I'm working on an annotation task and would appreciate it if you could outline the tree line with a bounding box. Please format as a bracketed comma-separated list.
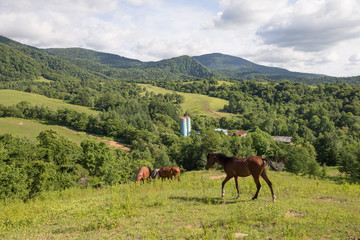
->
[153, 79, 360, 178]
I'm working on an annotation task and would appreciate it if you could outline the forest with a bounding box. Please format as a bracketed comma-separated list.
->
[1, 36, 360, 202]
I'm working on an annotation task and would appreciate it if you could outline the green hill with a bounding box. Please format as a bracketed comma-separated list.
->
[0, 89, 98, 115]
[45, 47, 142, 69]
[0, 35, 110, 83]
[193, 53, 324, 81]
[2, 35, 360, 84]
[0, 117, 95, 145]
[144, 55, 214, 79]
[139, 84, 231, 118]
[1, 170, 359, 239]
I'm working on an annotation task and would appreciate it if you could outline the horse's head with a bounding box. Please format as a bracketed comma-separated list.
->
[205, 153, 218, 170]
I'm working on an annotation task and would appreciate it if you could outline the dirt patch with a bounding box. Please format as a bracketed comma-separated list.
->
[210, 175, 226, 180]
[100, 139, 130, 151]
[285, 210, 304, 218]
[18, 122, 24, 126]
[234, 232, 248, 238]
[316, 196, 336, 202]
[204, 103, 222, 119]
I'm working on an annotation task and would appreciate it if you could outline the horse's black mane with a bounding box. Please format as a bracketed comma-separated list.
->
[212, 153, 234, 162]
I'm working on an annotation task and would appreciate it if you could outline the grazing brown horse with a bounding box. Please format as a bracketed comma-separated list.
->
[205, 153, 283, 202]
[171, 166, 181, 181]
[159, 167, 181, 181]
[135, 166, 152, 184]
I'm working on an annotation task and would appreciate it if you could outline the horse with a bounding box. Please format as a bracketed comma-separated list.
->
[151, 168, 160, 179]
[159, 167, 181, 181]
[205, 153, 284, 202]
[171, 166, 181, 181]
[135, 166, 152, 184]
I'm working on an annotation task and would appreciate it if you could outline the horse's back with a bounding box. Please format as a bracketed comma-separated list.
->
[228, 156, 263, 177]
[160, 167, 172, 179]
[137, 166, 151, 180]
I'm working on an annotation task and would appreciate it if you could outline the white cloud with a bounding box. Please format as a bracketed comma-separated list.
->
[256, 0, 360, 52]
[213, 0, 288, 28]
[0, 0, 359, 76]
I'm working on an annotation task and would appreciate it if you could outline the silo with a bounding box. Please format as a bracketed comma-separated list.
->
[180, 117, 187, 136]
[185, 116, 191, 136]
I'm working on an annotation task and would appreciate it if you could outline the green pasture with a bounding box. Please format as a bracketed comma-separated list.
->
[0, 89, 98, 115]
[0, 117, 99, 145]
[1, 170, 359, 239]
[139, 84, 233, 118]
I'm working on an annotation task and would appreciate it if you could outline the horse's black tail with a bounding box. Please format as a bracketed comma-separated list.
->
[263, 158, 285, 172]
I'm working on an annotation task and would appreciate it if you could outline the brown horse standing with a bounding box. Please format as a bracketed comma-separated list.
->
[159, 167, 181, 181]
[135, 166, 152, 184]
[205, 153, 283, 202]
[171, 166, 181, 181]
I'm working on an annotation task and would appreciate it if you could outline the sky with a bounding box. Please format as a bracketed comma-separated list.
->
[1, 0, 360, 77]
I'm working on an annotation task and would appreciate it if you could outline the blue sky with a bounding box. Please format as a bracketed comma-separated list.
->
[1, 0, 360, 77]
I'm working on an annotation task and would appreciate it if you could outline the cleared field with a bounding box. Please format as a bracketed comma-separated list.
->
[0, 89, 98, 115]
[139, 84, 233, 118]
[1, 170, 359, 239]
[0, 117, 129, 151]
[0, 117, 98, 145]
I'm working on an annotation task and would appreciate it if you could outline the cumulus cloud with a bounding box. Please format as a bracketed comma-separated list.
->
[256, 0, 360, 52]
[213, 0, 288, 28]
[0, 0, 359, 76]
[348, 54, 360, 65]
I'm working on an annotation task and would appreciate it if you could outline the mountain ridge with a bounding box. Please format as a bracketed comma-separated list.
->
[1, 35, 360, 84]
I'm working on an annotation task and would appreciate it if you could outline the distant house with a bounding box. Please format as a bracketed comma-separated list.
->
[214, 128, 228, 135]
[233, 131, 247, 137]
[273, 136, 292, 144]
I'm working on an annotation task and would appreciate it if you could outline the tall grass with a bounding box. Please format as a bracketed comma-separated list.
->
[1, 170, 359, 239]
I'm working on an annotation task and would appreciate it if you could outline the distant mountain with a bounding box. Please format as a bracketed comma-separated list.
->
[45, 48, 214, 79]
[45, 48, 142, 69]
[144, 55, 214, 79]
[194, 53, 324, 81]
[0, 35, 109, 84]
[1, 35, 360, 85]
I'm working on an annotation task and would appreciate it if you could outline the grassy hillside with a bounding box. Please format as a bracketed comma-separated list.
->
[1, 170, 359, 239]
[0, 117, 95, 145]
[0, 89, 98, 115]
[139, 84, 232, 118]
[0, 117, 130, 150]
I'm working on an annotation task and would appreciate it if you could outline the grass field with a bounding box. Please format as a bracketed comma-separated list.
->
[139, 84, 233, 118]
[0, 117, 97, 145]
[0, 89, 98, 115]
[0, 117, 130, 150]
[1, 170, 359, 239]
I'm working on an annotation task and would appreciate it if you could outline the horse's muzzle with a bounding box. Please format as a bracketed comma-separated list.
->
[205, 166, 209, 170]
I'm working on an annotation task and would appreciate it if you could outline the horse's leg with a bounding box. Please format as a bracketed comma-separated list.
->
[261, 171, 276, 202]
[221, 175, 232, 197]
[251, 174, 261, 200]
[234, 176, 240, 199]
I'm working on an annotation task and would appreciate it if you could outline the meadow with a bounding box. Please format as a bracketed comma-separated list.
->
[0, 117, 100, 145]
[1, 169, 359, 239]
[139, 84, 232, 118]
[0, 89, 98, 115]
